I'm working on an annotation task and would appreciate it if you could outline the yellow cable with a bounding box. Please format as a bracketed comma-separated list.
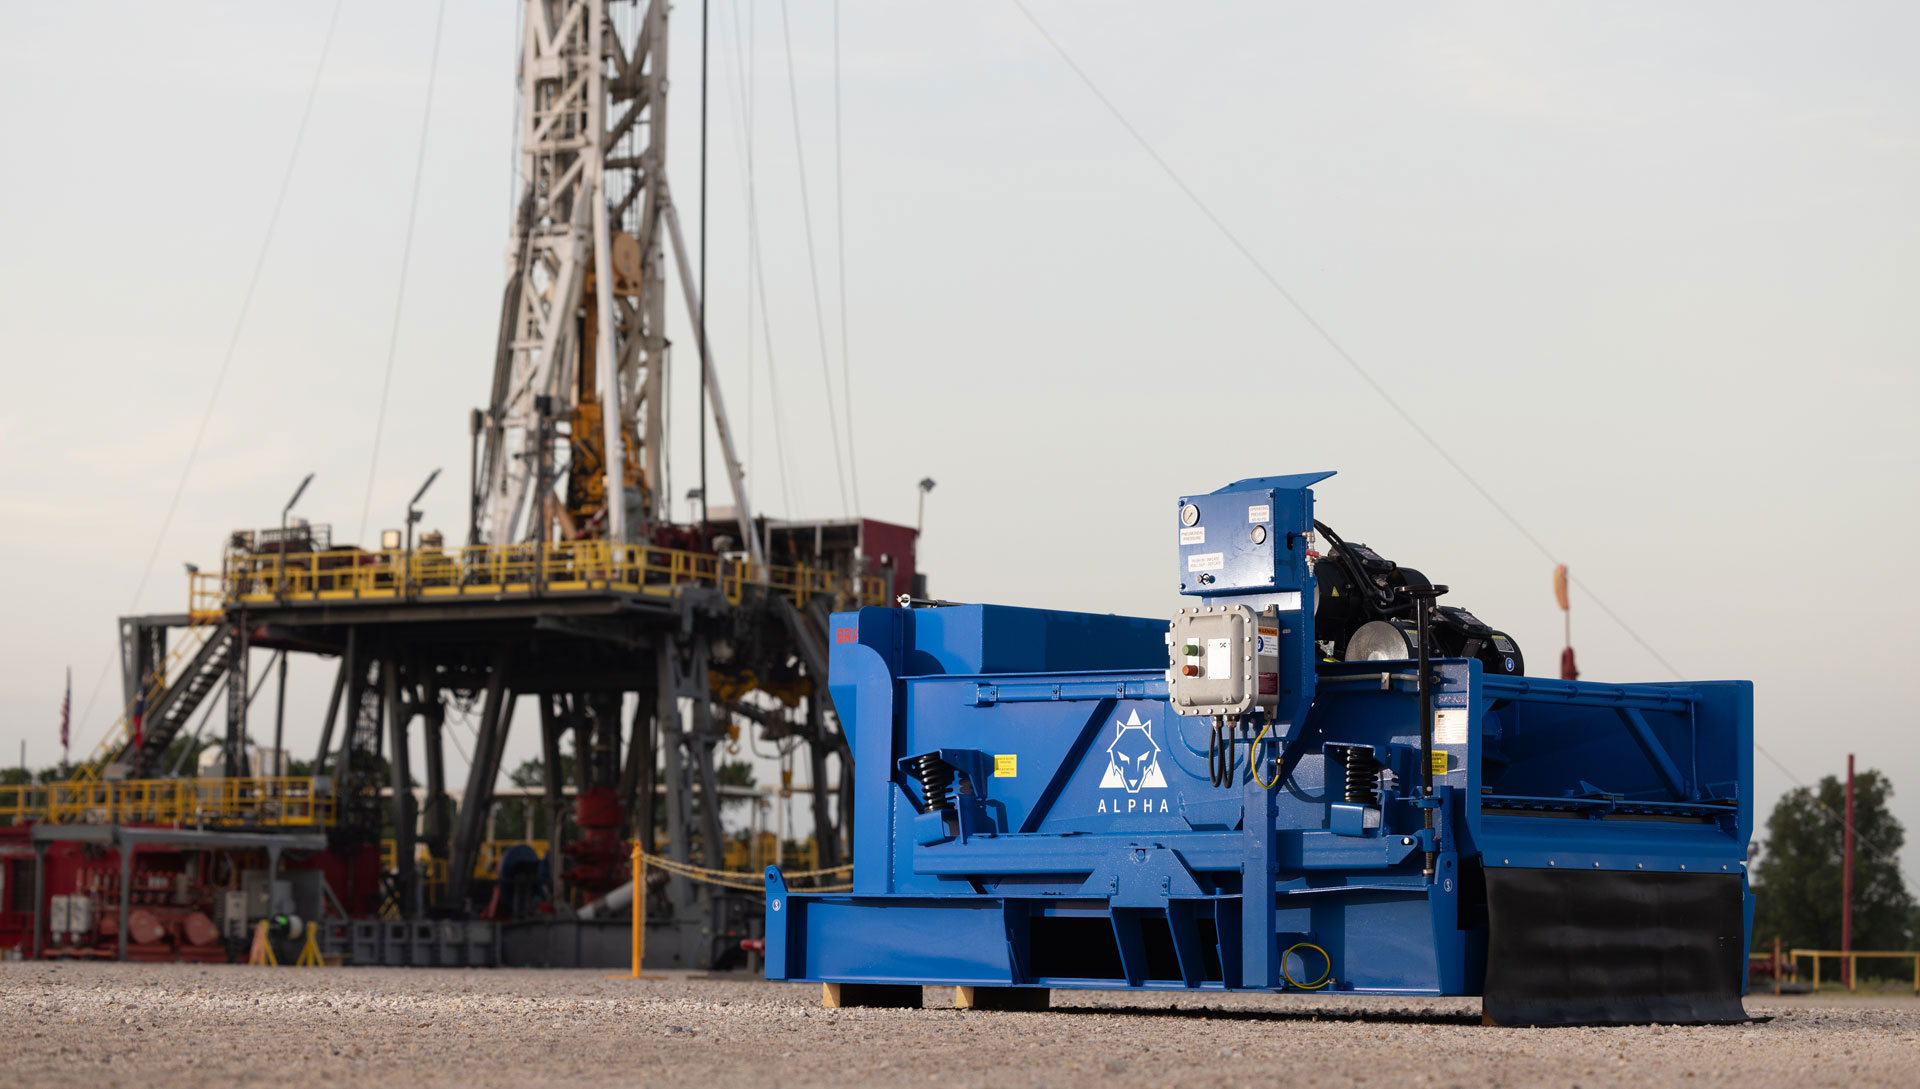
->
[1249, 722, 1279, 789]
[1281, 942, 1333, 990]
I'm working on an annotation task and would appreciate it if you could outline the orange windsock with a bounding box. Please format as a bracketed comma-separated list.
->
[1553, 565, 1570, 612]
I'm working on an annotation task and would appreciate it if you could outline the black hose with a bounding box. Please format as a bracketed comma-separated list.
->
[1208, 718, 1236, 788]
[1313, 519, 1401, 612]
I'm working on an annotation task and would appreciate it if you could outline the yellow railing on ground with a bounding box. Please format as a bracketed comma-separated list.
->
[221, 539, 887, 610]
[0, 776, 335, 828]
[1791, 949, 1920, 994]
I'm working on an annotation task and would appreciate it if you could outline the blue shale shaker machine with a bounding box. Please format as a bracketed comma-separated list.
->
[764, 473, 1753, 1026]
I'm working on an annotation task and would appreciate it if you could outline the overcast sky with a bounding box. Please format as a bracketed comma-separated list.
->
[1, 3, 1914, 875]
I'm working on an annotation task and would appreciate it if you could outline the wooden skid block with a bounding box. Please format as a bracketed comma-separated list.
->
[821, 982, 925, 1009]
[954, 986, 1051, 1012]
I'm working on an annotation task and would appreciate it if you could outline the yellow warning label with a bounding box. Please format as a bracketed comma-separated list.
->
[994, 754, 1018, 778]
[1430, 750, 1450, 776]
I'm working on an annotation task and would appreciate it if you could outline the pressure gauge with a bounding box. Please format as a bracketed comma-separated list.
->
[1180, 503, 1200, 527]
[1251, 525, 1267, 544]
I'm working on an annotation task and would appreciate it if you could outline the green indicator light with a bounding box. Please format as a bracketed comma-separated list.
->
[1182, 645, 1201, 656]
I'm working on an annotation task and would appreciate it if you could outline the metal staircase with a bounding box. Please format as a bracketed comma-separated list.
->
[116, 626, 235, 778]
[769, 594, 834, 689]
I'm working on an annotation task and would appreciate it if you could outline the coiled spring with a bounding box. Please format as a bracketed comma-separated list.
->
[1331, 745, 1383, 805]
[908, 753, 956, 813]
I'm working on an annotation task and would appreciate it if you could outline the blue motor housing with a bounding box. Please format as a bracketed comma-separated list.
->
[764, 474, 1753, 1025]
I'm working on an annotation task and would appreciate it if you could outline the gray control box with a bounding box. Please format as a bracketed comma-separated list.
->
[1166, 604, 1280, 717]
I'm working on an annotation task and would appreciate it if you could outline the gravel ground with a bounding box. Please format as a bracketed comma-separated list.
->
[3, 963, 1916, 1088]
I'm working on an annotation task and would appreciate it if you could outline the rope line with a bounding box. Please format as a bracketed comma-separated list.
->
[358, 0, 451, 543]
[831, 0, 861, 512]
[718, 0, 797, 517]
[638, 849, 850, 894]
[1009, 0, 1915, 891]
[71, 2, 344, 749]
[1007, 0, 1683, 684]
[777, 0, 852, 517]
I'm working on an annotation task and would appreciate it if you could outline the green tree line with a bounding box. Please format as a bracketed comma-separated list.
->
[1752, 767, 1919, 977]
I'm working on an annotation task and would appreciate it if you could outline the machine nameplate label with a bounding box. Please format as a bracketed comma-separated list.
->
[993, 754, 1017, 778]
[1180, 527, 1205, 545]
[1187, 552, 1224, 572]
[1206, 638, 1232, 678]
[1433, 708, 1468, 745]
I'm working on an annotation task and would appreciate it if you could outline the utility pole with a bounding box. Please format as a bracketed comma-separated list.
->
[1842, 752, 1855, 989]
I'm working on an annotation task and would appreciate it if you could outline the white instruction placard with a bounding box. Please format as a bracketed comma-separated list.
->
[1179, 527, 1205, 545]
[1206, 638, 1233, 679]
[1247, 504, 1271, 523]
[1186, 552, 1224, 572]
[1433, 707, 1469, 746]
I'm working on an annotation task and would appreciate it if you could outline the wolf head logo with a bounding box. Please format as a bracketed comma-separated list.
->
[1100, 709, 1166, 793]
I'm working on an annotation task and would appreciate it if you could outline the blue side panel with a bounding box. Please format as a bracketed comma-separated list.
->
[786, 898, 1015, 986]
[889, 604, 1168, 677]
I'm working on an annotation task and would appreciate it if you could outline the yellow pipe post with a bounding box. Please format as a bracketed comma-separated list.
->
[607, 842, 660, 980]
[630, 843, 644, 978]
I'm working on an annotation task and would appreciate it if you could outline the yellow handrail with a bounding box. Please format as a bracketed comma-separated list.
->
[1790, 948, 1920, 994]
[0, 776, 335, 828]
[219, 539, 888, 610]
